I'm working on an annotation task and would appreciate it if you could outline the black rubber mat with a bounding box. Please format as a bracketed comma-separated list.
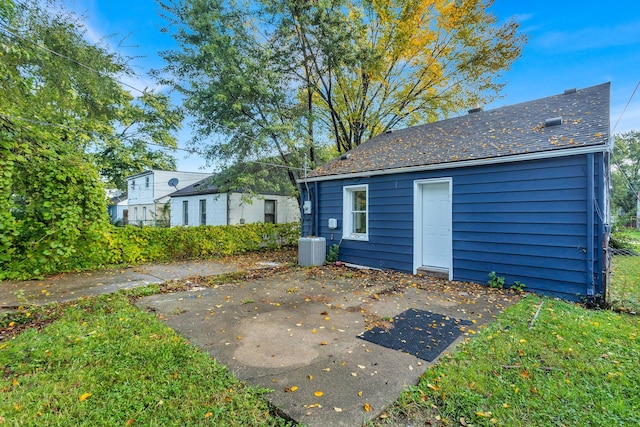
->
[358, 309, 472, 362]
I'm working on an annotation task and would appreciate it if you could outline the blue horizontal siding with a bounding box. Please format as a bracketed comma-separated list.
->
[304, 154, 606, 300]
[456, 190, 585, 203]
[455, 222, 585, 236]
[456, 211, 587, 224]
[454, 240, 586, 261]
[454, 200, 585, 213]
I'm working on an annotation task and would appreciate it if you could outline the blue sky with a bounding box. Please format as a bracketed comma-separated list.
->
[63, 0, 640, 172]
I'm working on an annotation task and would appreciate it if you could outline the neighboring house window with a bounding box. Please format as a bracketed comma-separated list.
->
[183, 200, 189, 226]
[343, 184, 368, 240]
[142, 207, 147, 224]
[134, 207, 138, 224]
[131, 180, 135, 190]
[145, 176, 150, 188]
[199, 199, 206, 225]
[264, 200, 276, 224]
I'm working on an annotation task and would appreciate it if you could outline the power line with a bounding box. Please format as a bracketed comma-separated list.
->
[0, 112, 304, 171]
[0, 112, 197, 154]
[612, 80, 640, 133]
[0, 14, 306, 173]
[0, 21, 153, 97]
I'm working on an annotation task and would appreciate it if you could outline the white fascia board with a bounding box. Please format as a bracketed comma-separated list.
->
[299, 144, 608, 183]
[126, 170, 153, 181]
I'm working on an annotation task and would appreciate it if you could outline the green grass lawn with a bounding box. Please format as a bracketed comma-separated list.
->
[609, 227, 640, 312]
[2, 278, 638, 426]
[613, 227, 640, 244]
[374, 295, 640, 426]
[0, 288, 292, 426]
[609, 255, 640, 313]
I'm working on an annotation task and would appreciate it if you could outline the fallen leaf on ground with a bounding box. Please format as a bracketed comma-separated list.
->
[79, 393, 92, 402]
[314, 390, 323, 397]
[364, 403, 372, 412]
[284, 386, 298, 392]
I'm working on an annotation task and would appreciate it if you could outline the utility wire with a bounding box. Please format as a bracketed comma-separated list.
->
[0, 14, 309, 174]
[0, 22, 154, 97]
[0, 112, 304, 171]
[612, 80, 639, 133]
[0, 112, 196, 154]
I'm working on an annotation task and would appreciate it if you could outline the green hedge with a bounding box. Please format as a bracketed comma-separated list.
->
[1, 222, 300, 280]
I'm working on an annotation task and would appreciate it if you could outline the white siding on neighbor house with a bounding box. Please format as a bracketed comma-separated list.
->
[129, 203, 155, 225]
[227, 194, 299, 225]
[127, 171, 211, 205]
[170, 193, 228, 227]
[126, 170, 212, 225]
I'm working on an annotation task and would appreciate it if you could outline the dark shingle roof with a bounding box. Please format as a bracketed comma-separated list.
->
[168, 177, 220, 197]
[308, 83, 610, 179]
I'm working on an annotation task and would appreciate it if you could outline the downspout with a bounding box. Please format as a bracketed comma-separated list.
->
[586, 153, 595, 296]
[226, 193, 230, 225]
[314, 182, 319, 237]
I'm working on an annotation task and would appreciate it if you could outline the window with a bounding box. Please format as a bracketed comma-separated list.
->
[142, 207, 147, 224]
[199, 199, 206, 225]
[145, 176, 150, 188]
[264, 200, 276, 224]
[343, 184, 368, 240]
[131, 180, 135, 190]
[183, 200, 189, 226]
[134, 207, 138, 224]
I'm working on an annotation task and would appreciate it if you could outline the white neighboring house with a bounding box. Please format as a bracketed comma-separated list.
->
[126, 170, 212, 226]
[169, 177, 300, 227]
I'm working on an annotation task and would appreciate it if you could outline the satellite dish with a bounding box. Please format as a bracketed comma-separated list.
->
[168, 178, 179, 189]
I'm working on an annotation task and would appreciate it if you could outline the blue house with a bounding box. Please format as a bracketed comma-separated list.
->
[300, 83, 611, 300]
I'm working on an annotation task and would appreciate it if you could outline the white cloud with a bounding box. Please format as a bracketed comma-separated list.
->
[535, 21, 640, 52]
[512, 13, 533, 23]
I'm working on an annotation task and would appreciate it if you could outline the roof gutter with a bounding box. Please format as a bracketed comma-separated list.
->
[299, 143, 609, 183]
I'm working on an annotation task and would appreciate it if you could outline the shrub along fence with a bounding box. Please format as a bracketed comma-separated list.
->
[2, 222, 300, 281]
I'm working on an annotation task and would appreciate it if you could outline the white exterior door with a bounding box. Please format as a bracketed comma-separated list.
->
[414, 179, 452, 277]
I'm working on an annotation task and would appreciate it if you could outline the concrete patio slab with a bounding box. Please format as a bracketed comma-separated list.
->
[137, 266, 519, 426]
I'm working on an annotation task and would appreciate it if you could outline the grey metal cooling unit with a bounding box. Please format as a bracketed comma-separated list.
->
[298, 237, 326, 266]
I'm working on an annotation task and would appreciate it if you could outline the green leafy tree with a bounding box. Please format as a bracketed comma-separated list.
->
[2, 0, 182, 191]
[0, 0, 182, 278]
[158, 0, 525, 190]
[611, 131, 640, 223]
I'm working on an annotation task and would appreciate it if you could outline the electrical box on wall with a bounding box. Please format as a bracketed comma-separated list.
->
[303, 200, 312, 214]
[328, 218, 338, 229]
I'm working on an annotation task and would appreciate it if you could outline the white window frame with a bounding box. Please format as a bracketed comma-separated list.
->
[342, 184, 369, 241]
[145, 176, 150, 188]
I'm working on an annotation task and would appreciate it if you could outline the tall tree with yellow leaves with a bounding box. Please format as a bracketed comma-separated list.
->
[159, 0, 525, 184]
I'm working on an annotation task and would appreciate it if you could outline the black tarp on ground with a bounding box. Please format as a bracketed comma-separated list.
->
[358, 309, 472, 362]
